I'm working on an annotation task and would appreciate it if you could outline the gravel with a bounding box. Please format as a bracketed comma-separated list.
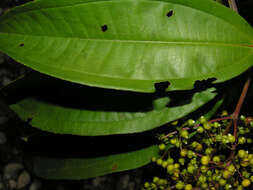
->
[0, 132, 6, 145]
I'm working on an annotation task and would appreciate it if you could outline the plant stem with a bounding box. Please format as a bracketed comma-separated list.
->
[228, 0, 239, 13]
[232, 77, 251, 120]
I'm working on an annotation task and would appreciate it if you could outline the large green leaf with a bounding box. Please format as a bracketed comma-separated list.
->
[0, 0, 252, 92]
[10, 88, 216, 136]
[33, 145, 159, 179]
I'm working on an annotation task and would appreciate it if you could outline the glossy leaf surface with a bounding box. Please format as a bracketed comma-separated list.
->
[0, 0, 252, 92]
[10, 88, 216, 136]
[33, 145, 159, 179]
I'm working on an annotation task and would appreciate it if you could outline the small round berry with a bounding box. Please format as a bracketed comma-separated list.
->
[162, 161, 168, 168]
[228, 134, 236, 143]
[197, 127, 204, 133]
[228, 164, 236, 173]
[180, 130, 189, 139]
[144, 182, 150, 188]
[203, 123, 211, 130]
[187, 119, 195, 126]
[167, 164, 174, 173]
[240, 115, 246, 121]
[199, 175, 207, 183]
[176, 181, 185, 189]
[180, 149, 188, 157]
[153, 176, 159, 183]
[184, 184, 192, 190]
[179, 158, 185, 165]
[223, 170, 231, 179]
[187, 150, 195, 159]
[174, 163, 180, 169]
[195, 143, 203, 152]
[159, 144, 166, 151]
[187, 165, 195, 174]
[213, 122, 220, 128]
[213, 156, 220, 163]
[221, 110, 228, 116]
[167, 158, 174, 164]
[219, 179, 226, 186]
[151, 157, 157, 162]
[170, 138, 177, 145]
[205, 148, 213, 155]
[225, 184, 232, 190]
[242, 179, 251, 187]
[238, 150, 247, 158]
[156, 158, 163, 165]
[238, 137, 246, 144]
[247, 138, 252, 144]
[199, 116, 206, 124]
[201, 156, 210, 165]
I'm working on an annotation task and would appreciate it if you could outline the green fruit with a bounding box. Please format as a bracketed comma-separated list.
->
[201, 156, 210, 165]
[162, 161, 168, 168]
[187, 119, 195, 126]
[167, 158, 174, 164]
[238, 150, 247, 158]
[153, 176, 159, 183]
[144, 182, 150, 188]
[195, 143, 203, 152]
[228, 164, 236, 173]
[184, 184, 192, 190]
[242, 179, 251, 187]
[187, 150, 195, 159]
[223, 170, 231, 179]
[170, 138, 177, 145]
[159, 144, 166, 151]
[187, 165, 195, 174]
[197, 127, 204, 133]
[167, 164, 174, 173]
[213, 156, 221, 163]
[228, 134, 236, 143]
[203, 123, 211, 130]
[225, 184, 232, 190]
[180, 149, 188, 157]
[176, 181, 185, 189]
[180, 130, 189, 139]
[219, 179, 226, 186]
[156, 158, 163, 165]
[238, 137, 246, 144]
[199, 175, 206, 183]
[179, 158, 185, 165]
[205, 148, 213, 155]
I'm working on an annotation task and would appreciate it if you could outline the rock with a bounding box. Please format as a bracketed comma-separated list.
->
[0, 182, 4, 190]
[17, 170, 31, 189]
[4, 163, 24, 180]
[0, 116, 8, 125]
[8, 179, 17, 190]
[0, 132, 7, 145]
[29, 179, 42, 190]
[0, 52, 4, 64]
[2, 77, 12, 86]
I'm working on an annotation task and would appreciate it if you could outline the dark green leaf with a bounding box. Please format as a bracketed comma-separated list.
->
[0, 0, 252, 92]
[10, 88, 216, 136]
[33, 145, 159, 180]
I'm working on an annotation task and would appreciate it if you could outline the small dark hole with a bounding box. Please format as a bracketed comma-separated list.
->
[166, 10, 174, 18]
[27, 117, 33, 123]
[154, 81, 170, 94]
[19, 43, 24, 47]
[194, 77, 217, 90]
[101, 25, 108, 32]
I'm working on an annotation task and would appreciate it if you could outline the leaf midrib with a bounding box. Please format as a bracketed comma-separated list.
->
[1, 33, 252, 49]
[1, 0, 252, 42]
